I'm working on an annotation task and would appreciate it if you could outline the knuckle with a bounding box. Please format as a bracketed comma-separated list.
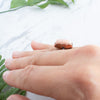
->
[23, 65, 34, 78]
[74, 66, 96, 98]
[31, 53, 41, 65]
[78, 45, 99, 57]
[76, 67, 92, 84]
[20, 65, 34, 88]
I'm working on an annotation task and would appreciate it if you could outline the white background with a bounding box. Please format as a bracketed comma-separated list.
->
[0, 0, 100, 100]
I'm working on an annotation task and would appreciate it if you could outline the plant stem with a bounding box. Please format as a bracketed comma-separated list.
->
[0, 6, 25, 14]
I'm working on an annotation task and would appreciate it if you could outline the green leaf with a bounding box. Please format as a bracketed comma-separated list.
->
[49, 0, 69, 7]
[10, 0, 27, 8]
[0, 59, 5, 66]
[48, 0, 61, 5]
[0, 0, 74, 14]
[38, 1, 49, 9]
[72, 0, 75, 3]
[0, 55, 2, 60]
[27, 0, 45, 6]
[0, 55, 26, 100]
[0, 88, 21, 100]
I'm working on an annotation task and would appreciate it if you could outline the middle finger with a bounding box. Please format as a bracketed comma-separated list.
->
[5, 49, 75, 70]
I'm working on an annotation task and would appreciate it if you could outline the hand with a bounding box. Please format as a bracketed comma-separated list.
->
[5, 40, 68, 100]
[3, 41, 100, 100]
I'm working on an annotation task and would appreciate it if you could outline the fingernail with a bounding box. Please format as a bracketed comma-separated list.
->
[7, 95, 15, 100]
[31, 41, 43, 49]
[3, 71, 10, 81]
[13, 51, 21, 58]
[5, 59, 12, 68]
[32, 41, 42, 46]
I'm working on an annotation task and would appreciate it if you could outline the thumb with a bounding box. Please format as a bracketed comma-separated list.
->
[7, 94, 29, 100]
[3, 65, 64, 98]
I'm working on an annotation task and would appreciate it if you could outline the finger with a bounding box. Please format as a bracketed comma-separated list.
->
[7, 94, 29, 100]
[12, 49, 56, 59]
[12, 40, 73, 59]
[12, 51, 34, 59]
[31, 40, 73, 50]
[5, 49, 74, 70]
[31, 41, 55, 50]
[12, 41, 56, 59]
[3, 65, 65, 98]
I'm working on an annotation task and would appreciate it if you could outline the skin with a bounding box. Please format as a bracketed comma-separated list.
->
[3, 40, 100, 100]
